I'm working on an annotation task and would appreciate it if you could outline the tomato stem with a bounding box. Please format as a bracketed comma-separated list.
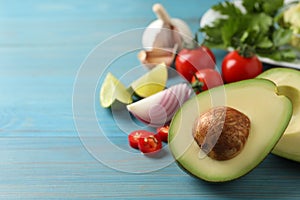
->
[194, 33, 199, 44]
[191, 74, 204, 94]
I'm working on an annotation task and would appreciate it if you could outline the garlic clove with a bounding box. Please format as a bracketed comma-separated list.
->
[138, 44, 178, 69]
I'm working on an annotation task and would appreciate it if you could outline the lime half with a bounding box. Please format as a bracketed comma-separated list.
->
[131, 63, 168, 98]
[100, 73, 133, 108]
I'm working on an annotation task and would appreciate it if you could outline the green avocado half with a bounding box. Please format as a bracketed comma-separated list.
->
[257, 67, 300, 162]
[169, 79, 292, 182]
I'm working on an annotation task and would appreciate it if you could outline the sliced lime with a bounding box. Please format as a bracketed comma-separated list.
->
[100, 72, 133, 108]
[131, 63, 168, 98]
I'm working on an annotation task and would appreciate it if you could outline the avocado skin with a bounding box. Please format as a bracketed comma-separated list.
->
[173, 154, 267, 183]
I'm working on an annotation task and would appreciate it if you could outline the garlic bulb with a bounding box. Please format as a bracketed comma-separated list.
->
[139, 3, 194, 68]
[142, 3, 194, 51]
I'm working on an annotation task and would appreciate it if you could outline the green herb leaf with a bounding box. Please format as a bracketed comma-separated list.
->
[242, 0, 257, 13]
[212, 1, 242, 18]
[248, 13, 273, 34]
[221, 19, 241, 47]
[242, 0, 284, 16]
[200, 20, 225, 48]
[200, 0, 296, 62]
[256, 36, 273, 48]
[280, 49, 297, 61]
[262, 0, 284, 16]
[258, 49, 296, 61]
[273, 28, 293, 47]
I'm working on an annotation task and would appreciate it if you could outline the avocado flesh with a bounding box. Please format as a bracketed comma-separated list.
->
[257, 68, 300, 162]
[169, 79, 292, 182]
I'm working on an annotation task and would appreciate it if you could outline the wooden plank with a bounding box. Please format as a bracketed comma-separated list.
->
[0, 0, 299, 199]
[0, 137, 298, 199]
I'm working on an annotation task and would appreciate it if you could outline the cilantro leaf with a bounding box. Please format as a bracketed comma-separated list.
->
[280, 49, 297, 61]
[248, 13, 273, 34]
[262, 0, 284, 16]
[258, 49, 296, 61]
[212, 1, 242, 18]
[221, 19, 241, 47]
[273, 28, 293, 47]
[242, 0, 261, 13]
[200, 0, 296, 62]
[243, 0, 284, 16]
[256, 36, 273, 48]
[200, 20, 225, 48]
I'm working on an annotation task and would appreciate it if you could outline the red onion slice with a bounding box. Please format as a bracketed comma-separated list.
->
[127, 83, 193, 127]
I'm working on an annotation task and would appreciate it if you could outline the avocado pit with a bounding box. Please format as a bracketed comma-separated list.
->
[192, 106, 251, 161]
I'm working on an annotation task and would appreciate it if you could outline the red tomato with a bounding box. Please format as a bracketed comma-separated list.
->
[191, 69, 223, 93]
[156, 125, 169, 143]
[222, 51, 263, 83]
[128, 130, 153, 149]
[175, 46, 216, 82]
[138, 134, 162, 154]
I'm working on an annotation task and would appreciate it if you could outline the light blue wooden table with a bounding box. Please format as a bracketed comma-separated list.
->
[1, 0, 299, 199]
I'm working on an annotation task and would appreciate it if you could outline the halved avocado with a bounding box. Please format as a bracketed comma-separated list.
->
[257, 67, 300, 162]
[169, 79, 292, 182]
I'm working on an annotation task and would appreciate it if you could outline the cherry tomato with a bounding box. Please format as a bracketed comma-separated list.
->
[222, 51, 263, 83]
[191, 69, 223, 93]
[128, 130, 153, 149]
[175, 46, 216, 82]
[138, 134, 162, 154]
[156, 125, 169, 143]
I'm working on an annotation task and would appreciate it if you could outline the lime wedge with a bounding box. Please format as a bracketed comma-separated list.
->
[131, 63, 168, 98]
[100, 73, 133, 108]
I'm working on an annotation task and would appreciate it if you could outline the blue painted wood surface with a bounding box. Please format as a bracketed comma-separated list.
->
[1, 0, 300, 199]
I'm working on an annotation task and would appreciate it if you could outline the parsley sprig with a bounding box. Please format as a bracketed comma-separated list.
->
[200, 0, 296, 61]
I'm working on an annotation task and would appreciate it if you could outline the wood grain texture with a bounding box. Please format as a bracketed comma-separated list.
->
[0, 0, 299, 199]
